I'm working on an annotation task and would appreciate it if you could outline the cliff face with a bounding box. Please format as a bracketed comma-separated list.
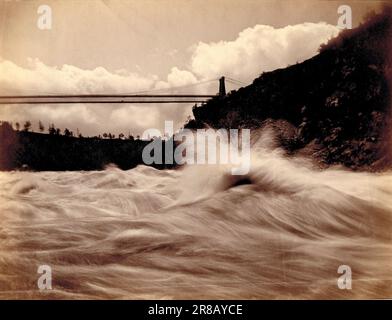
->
[187, 8, 392, 170]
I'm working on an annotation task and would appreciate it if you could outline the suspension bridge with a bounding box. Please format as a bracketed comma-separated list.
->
[0, 76, 247, 104]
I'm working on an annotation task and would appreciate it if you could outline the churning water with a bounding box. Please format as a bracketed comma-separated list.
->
[0, 131, 392, 299]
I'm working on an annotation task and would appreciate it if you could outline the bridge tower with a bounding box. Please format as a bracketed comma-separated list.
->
[219, 76, 226, 97]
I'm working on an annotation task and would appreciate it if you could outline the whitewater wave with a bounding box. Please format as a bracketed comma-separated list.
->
[0, 131, 391, 299]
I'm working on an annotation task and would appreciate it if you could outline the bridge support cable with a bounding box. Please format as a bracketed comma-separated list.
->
[0, 77, 247, 104]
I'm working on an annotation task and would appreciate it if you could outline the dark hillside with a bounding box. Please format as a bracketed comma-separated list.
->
[0, 124, 171, 171]
[187, 7, 392, 170]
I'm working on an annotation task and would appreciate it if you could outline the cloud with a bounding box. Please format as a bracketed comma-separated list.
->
[110, 106, 160, 129]
[0, 58, 157, 95]
[190, 22, 339, 81]
[0, 58, 194, 136]
[155, 67, 198, 90]
[167, 67, 198, 87]
[0, 22, 340, 135]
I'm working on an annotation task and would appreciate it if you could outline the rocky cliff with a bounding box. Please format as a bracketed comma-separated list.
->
[187, 7, 392, 170]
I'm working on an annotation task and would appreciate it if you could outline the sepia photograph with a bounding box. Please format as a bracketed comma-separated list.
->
[0, 0, 391, 306]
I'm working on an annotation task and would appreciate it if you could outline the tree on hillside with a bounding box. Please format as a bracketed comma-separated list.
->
[48, 124, 56, 135]
[63, 128, 73, 137]
[119, 133, 125, 139]
[15, 122, 20, 131]
[38, 121, 45, 132]
[49, 125, 61, 135]
[0, 121, 13, 133]
[23, 121, 32, 132]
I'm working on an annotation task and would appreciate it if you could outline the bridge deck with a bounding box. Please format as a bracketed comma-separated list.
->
[0, 94, 216, 104]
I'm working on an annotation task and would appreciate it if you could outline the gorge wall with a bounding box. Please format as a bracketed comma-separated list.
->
[187, 8, 392, 170]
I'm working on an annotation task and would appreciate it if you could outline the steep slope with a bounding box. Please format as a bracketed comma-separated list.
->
[187, 8, 392, 170]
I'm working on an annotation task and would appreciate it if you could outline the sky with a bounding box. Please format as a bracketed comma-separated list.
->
[0, 0, 387, 136]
